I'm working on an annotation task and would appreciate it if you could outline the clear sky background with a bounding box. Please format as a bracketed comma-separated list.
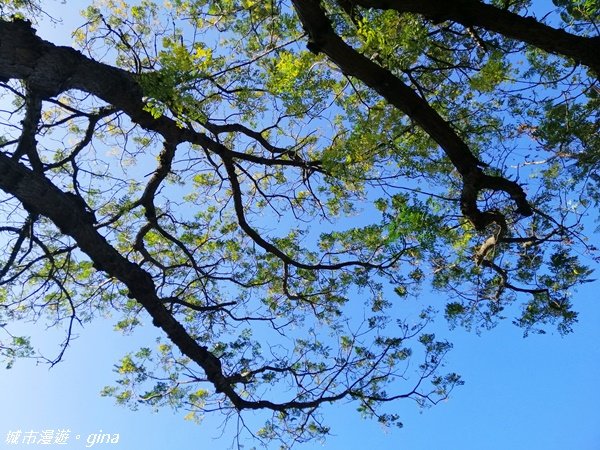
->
[1, 1, 600, 449]
[2, 282, 599, 450]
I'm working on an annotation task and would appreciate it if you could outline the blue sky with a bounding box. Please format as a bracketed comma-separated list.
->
[2, 285, 599, 450]
[1, 1, 600, 449]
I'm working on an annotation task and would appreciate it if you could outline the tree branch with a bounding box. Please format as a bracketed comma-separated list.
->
[350, 0, 600, 76]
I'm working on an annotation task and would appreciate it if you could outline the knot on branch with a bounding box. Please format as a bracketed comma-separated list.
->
[461, 170, 532, 229]
[460, 169, 532, 266]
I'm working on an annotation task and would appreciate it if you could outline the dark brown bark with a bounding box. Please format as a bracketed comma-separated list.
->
[351, 0, 600, 76]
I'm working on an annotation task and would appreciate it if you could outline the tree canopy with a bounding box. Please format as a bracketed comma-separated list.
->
[0, 0, 598, 446]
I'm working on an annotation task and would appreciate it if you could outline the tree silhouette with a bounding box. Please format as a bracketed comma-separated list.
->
[0, 0, 597, 445]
